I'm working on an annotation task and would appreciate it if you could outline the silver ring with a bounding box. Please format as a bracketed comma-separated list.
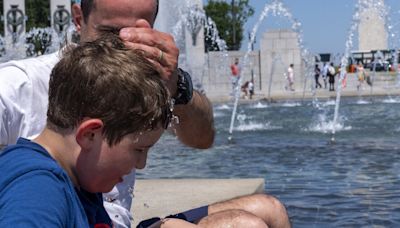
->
[158, 49, 164, 62]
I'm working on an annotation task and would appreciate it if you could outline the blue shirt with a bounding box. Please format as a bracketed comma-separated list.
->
[0, 138, 89, 227]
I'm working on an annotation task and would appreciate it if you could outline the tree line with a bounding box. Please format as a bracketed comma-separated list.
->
[0, 0, 254, 52]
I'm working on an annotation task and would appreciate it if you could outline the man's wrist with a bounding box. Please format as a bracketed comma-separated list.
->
[173, 68, 193, 105]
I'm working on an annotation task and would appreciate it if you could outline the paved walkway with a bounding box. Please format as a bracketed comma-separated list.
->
[207, 72, 400, 103]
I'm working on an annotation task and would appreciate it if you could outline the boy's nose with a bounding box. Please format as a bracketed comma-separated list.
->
[135, 150, 148, 169]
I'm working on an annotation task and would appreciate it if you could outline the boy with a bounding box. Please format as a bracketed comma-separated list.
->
[0, 36, 170, 227]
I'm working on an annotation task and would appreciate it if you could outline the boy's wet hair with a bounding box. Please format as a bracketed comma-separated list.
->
[47, 34, 170, 145]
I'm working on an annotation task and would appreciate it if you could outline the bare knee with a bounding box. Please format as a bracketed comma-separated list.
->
[251, 193, 288, 214]
[198, 209, 268, 228]
[249, 194, 290, 228]
[209, 193, 290, 228]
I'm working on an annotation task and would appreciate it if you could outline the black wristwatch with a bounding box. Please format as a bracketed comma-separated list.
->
[173, 68, 193, 105]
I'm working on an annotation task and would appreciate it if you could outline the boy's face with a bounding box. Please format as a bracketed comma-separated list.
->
[76, 127, 164, 193]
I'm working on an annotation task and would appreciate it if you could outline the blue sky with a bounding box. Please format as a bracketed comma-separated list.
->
[203, 0, 400, 54]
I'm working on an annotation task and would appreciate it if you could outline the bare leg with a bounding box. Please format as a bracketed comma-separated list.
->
[198, 209, 268, 228]
[148, 218, 198, 228]
[148, 211, 267, 228]
[208, 194, 291, 228]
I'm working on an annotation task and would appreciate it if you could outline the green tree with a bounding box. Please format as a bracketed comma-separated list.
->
[25, 0, 50, 32]
[204, 0, 254, 51]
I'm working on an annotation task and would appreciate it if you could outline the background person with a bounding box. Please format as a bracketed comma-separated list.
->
[314, 64, 322, 88]
[356, 63, 366, 90]
[248, 79, 255, 99]
[285, 63, 295, 91]
[230, 57, 241, 96]
[241, 81, 250, 99]
[327, 62, 336, 91]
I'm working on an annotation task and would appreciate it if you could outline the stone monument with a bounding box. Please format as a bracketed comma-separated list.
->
[50, 0, 71, 35]
[358, 0, 387, 51]
[260, 29, 302, 95]
[3, 0, 25, 40]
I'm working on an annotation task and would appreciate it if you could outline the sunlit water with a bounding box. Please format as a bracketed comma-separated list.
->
[139, 96, 400, 227]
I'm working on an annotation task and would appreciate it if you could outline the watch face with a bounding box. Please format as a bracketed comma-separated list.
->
[174, 69, 193, 105]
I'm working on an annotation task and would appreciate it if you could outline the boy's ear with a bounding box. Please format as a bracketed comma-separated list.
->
[76, 119, 104, 150]
[72, 3, 83, 32]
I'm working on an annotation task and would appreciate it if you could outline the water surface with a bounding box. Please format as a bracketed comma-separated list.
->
[138, 96, 400, 227]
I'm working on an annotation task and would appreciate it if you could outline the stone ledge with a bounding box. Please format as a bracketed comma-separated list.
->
[131, 178, 265, 226]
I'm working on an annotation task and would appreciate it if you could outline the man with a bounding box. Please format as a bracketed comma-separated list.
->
[327, 62, 336, 91]
[285, 64, 295, 91]
[0, 0, 290, 227]
[0, 36, 170, 227]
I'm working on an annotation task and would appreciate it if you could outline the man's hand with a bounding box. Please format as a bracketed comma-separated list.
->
[119, 19, 179, 96]
[118, 20, 215, 149]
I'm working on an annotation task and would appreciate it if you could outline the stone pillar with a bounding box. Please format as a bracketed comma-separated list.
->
[154, 0, 205, 86]
[3, 0, 25, 39]
[50, 0, 72, 35]
[358, 0, 387, 51]
[260, 29, 302, 95]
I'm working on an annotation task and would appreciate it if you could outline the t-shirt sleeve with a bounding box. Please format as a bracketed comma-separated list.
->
[0, 170, 71, 227]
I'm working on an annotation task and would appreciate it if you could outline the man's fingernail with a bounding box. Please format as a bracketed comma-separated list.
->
[120, 29, 130, 40]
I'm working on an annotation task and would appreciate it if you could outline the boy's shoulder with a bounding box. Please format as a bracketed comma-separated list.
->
[0, 139, 87, 227]
[0, 139, 69, 190]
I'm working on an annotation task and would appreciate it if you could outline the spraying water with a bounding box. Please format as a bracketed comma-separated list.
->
[170, 3, 229, 92]
[331, 0, 388, 142]
[228, 0, 313, 139]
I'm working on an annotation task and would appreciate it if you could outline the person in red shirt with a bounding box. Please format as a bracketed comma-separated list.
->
[230, 58, 241, 96]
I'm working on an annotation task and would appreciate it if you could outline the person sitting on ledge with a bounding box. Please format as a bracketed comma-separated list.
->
[0, 36, 172, 227]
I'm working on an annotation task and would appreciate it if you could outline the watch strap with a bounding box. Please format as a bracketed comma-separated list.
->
[173, 68, 193, 105]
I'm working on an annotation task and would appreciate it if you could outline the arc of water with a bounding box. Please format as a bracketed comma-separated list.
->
[386, 7, 400, 87]
[228, 0, 312, 137]
[267, 54, 286, 102]
[168, 3, 229, 95]
[331, 0, 388, 142]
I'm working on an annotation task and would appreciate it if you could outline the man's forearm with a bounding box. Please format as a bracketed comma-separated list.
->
[172, 90, 215, 149]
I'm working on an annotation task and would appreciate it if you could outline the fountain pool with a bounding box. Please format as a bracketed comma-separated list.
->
[139, 96, 400, 227]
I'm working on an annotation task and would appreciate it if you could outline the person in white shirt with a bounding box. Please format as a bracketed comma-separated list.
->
[285, 63, 295, 91]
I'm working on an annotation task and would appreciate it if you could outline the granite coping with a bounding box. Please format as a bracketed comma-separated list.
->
[131, 178, 265, 226]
